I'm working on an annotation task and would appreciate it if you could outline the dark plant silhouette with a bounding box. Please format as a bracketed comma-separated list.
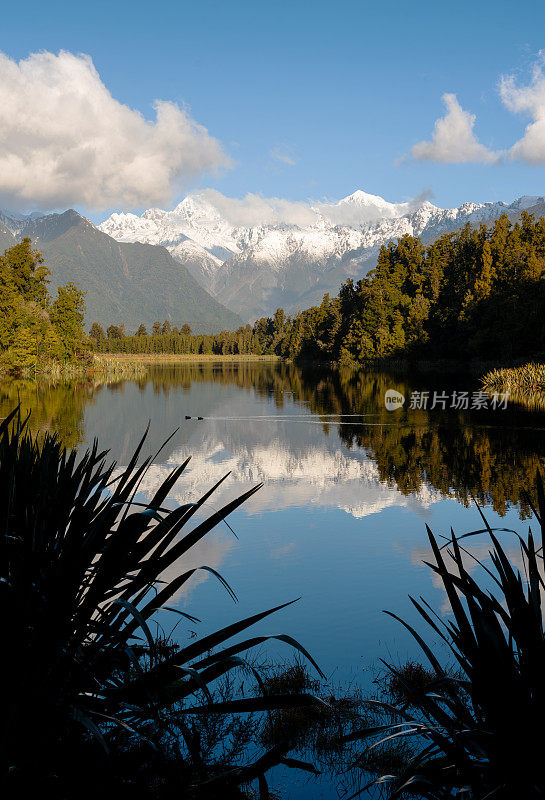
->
[1, 406, 322, 798]
[343, 473, 545, 799]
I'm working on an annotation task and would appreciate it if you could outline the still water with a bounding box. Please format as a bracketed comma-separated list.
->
[2, 360, 544, 797]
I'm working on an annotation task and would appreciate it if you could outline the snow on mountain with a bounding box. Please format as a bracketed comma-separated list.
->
[0, 209, 45, 234]
[100, 195, 248, 289]
[99, 191, 545, 323]
[508, 195, 545, 211]
[317, 189, 410, 225]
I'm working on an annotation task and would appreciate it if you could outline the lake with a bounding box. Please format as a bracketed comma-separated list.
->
[3, 359, 544, 798]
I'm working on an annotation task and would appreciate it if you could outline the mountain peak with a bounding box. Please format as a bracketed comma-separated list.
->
[16, 209, 92, 243]
[171, 193, 223, 222]
[339, 189, 394, 208]
[316, 190, 409, 225]
[99, 190, 545, 323]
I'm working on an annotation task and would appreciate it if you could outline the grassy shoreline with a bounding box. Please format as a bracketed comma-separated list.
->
[0, 353, 282, 387]
[93, 353, 281, 363]
[481, 362, 545, 409]
[5, 353, 545, 409]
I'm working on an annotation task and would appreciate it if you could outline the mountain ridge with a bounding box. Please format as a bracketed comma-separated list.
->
[99, 191, 545, 322]
[0, 209, 242, 332]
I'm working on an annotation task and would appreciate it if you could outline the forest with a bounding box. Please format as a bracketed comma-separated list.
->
[93, 212, 545, 365]
[4, 211, 545, 373]
[0, 238, 87, 375]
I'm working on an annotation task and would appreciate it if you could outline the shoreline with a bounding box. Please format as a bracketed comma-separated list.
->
[93, 353, 281, 363]
[4, 354, 545, 406]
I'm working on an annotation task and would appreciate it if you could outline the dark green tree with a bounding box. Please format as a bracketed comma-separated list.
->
[107, 325, 123, 339]
[49, 283, 86, 360]
[89, 322, 105, 341]
[0, 240, 86, 373]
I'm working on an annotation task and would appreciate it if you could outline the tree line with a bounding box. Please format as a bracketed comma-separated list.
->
[90, 212, 545, 364]
[0, 238, 87, 374]
[90, 318, 269, 356]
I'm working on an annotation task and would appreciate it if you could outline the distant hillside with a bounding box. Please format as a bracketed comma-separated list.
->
[0, 210, 242, 333]
[0, 221, 15, 252]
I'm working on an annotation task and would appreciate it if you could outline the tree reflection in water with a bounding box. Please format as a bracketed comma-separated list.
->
[2, 359, 544, 516]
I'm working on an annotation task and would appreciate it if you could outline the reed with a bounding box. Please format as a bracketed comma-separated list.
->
[92, 354, 149, 379]
[482, 361, 545, 394]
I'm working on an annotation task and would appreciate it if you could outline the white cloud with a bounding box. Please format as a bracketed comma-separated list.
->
[200, 189, 317, 226]
[270, 146, 297, 166]
[198, 188, 433, 228]
[0, 50, 231, 211]
[411, 93, 498, 164]
[315, 195, 406, 226]
[500, 59, 545, 164]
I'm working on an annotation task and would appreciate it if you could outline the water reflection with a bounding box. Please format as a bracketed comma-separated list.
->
[137, 416, 440, 519]
[0, 377, 94, 449]
[3, 360, 544, 799]
[3, 360, 545, 517]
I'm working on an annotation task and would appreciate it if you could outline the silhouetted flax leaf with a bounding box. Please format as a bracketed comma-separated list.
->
[346, 479, 545, 799]
[1, 408, 320, 797]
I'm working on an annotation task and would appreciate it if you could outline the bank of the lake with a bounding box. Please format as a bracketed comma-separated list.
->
[94, 352, 281, 363]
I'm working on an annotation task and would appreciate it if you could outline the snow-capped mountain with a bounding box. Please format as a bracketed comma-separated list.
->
[100, 194, 245, 289]
[99, 190, 545, 323]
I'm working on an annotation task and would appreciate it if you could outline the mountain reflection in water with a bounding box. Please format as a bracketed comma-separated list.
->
[2, 360, 544, 517]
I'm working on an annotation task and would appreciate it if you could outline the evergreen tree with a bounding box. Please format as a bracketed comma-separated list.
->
[42, 326, 64, 361]
[474, 241, 493, 301]
[50, 283, 86, 360]
[1, 237, 50, 307]
[5, 326, 38, 372]
[107, 325, 122, 339]
[0, 241, 86, 374]
[89, 322, 105, 341]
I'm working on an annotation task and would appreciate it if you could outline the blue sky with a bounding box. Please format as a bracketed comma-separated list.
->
[1, 0, 545, 214]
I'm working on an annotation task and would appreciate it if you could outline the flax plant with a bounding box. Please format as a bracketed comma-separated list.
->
[0, 407, 321, 798]
[343, 474, 545, 800]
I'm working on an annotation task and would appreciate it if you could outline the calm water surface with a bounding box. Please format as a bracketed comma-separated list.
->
[3, 360, 544, 798]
